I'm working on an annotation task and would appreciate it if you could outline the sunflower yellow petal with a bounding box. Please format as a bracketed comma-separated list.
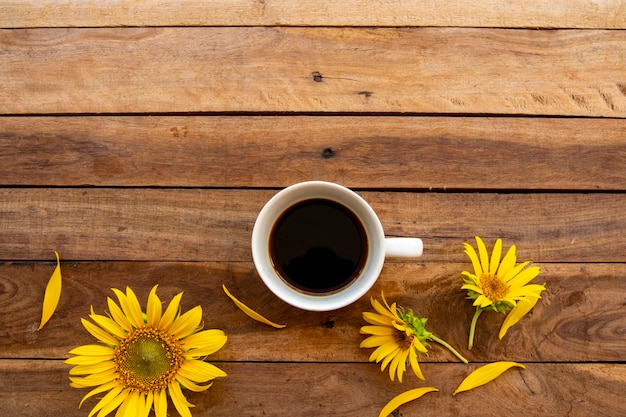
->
[95, 388, 129, 417]
[371, 297, 398, 322]
[496, 244, 517, 277]
[111, 287, 144, 329]
[463, 243, 483, 277]
[69, 344, 115, 356]
[70, 369, 117, 388]
[169, 382, 193, 417]
[369, 341, 400, 363]
[501, 261, 531, 283]
[81, 318, 120, 346]
[178, 360, 227, 382]
[159, 292, 183, 330]
[380, 346, 401, 371]
[360, 325, 396, 336]
[360, 335, 394, 349]
[506, 266, 541, 290]
[89, 312, 128, 340]
[38, 251, 62, 330]
[142, 391, 154, 417]
[222, 284, 286, 329]
[181, 329, 227, 357]
[169, 305, 202, 339]
[69, 361, 116, 376]
[117, 390, 136, 417]
[453, 361, 526, 395]
[378, 387, 438, 417]
[506, 284, 545, 300]
[391, 348, 410, 383]
[176, 375, 214, 392]
[363, 312, 395, 326]
[146, 285, 162, 328]
[87, 384, 124, 417]
[154, 387, 168, 417]
[409, 348, 425, 380]
[475, 236, 490, 276]
[77, 380, 119, 408]
[489, 239, 502, 275]
[107, 297, 133, 332]
[388, 350, 402, 381]
[499, 297, 540, 339]
[412, 337, 428, 354]
[65, 355, 114, 366]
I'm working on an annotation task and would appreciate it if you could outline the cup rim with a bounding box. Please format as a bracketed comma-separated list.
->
[251, 181, 385, 311]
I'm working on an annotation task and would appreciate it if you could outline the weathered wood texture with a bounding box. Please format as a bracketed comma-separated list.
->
[1, 360, 624, 417]
[1, 189, 624, 262]
[1, 116, 625, 190]
[2, 28, 626, 116]
[1, 261, 624, 363]
[2, 0, 626, 29]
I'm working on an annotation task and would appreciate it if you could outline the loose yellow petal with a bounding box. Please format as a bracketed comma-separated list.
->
[38, 251, 62, 330]
[453, 361, 526, 395]
[499, 297, 540, 339]
[378, 387, 438, 417]
[222, 284, 286, 329]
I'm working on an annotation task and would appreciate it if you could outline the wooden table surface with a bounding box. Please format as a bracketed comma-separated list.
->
[1, 2, 625, 416]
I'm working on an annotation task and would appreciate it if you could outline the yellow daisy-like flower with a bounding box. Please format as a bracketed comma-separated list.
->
[66, 286, 227, 417]
[462, 236, 546, 349]
[360, 292, 467, 382]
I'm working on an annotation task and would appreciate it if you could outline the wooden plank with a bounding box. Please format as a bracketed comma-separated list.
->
[2, 261, 624, 363]
[2, 0, 626, 29]
[1, 189, 625, 263]
[0, 189, 625, 263]
[2, 28, 626, 116]
[0, 360, 624, 417]
[1, 116, 625, 190]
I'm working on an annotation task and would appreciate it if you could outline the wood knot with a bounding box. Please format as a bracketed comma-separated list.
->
[321, 148, 335, 159]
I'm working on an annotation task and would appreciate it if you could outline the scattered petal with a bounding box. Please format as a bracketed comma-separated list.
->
[453, 361, 526, 395]
[38, 251, 62, 330]
[222, 284, 286, 329]
[378, 387, 438, 417]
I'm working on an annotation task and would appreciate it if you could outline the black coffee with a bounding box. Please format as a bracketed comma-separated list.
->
[269, 198, 368, 294]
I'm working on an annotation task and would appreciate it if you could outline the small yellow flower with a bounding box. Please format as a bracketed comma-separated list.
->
[360, 292, 467, 382]
[66, 286, 227, 417]
[462, 236, 546, 349]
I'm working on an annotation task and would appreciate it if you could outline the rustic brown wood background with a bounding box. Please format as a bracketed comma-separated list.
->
[1, 2, 625, 416]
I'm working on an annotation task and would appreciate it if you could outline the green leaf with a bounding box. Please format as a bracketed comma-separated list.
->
[453, 361, 525, 395]
[38, 251, 62, 330]
[378, 387, 438, 417]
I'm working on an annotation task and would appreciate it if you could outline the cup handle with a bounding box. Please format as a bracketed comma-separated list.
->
[384, 238, 423, 257]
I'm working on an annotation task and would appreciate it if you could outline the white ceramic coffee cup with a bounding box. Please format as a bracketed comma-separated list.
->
[252, 181, 423, 311]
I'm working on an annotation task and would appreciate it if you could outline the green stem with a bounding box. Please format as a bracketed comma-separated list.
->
[430, 334, 468, 364]
[468, 308, 482, 350]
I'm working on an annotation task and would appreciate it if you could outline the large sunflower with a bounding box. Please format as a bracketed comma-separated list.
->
[462, 236, 546, 349]
[66, 286, 227, 417]
[360, 292, 466, 382]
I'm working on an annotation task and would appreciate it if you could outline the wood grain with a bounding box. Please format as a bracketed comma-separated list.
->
[0, 360, 624, 417]
[1, 116, 625, 190]
[2, 0, 626, 29]
[1, 189, 624, 262]
[2, 28, 626, 116]
[1, 261, 623, 363]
